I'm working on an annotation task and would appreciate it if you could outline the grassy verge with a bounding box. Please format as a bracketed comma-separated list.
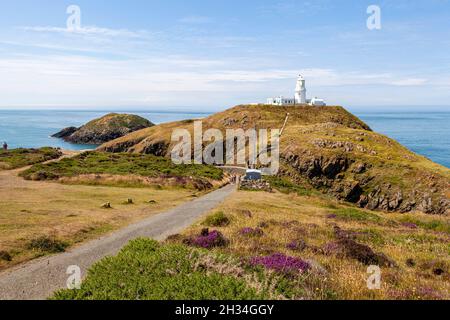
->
[264, 176, 314, 196]
[0, 147, 62, 170]
[53, 239, 276, 300]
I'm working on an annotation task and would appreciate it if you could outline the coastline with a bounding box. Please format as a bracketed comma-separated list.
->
[1, 108, 449, 168]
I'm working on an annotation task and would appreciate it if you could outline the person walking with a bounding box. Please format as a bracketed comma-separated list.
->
[2, 142, 7, 151]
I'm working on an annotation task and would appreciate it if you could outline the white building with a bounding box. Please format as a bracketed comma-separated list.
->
[266, 96, 296, 106]
[310, 97, 326, 106]
[266, 75, 326, 106]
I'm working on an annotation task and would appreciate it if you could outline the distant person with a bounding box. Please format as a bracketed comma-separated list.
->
[2, 142, 7, 151]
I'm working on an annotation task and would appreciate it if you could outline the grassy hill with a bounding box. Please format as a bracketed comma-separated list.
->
[98, 105, 450, 215]
[20, 151, 224, 190]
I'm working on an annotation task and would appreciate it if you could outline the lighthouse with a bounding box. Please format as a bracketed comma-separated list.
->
[295, 74, 307, 104]
[266, 74, 325, 106]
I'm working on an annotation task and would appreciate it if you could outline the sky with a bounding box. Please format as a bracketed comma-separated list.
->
[0, 0, 450, 111]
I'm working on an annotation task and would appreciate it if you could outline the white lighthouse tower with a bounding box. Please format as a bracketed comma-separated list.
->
[295, 74, 307, 104]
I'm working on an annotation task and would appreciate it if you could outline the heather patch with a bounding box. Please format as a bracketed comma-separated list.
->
[239, 227, 264, 237]
[249, 253, 310, 274]
[183, 229, 229, 249]
[322, 226, 396, 267]
[401, 222, 418, 229]
[286, 240, 307, 252]
[53, 239, 270, 300]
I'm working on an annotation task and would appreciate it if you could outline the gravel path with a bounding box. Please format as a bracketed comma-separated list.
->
[0, 184, 236, 300]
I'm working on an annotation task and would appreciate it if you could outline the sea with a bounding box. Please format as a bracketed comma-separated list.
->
[0, 108, 449, 169]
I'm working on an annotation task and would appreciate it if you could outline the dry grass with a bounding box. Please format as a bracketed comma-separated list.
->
[179, 190, 450, 300]
[0, 168, 196, 271]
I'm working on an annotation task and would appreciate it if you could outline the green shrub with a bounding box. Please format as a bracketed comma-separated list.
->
[333, 208, 382, 223]
[202, 211, 231, 227]
[0, 147, 62, 169]
[26, 236, 68, 253]
[399, 216, 450, 235]
[264, 176, 312, 196]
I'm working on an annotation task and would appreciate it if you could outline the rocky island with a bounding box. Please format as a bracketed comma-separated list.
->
[52, 113, 154, 145]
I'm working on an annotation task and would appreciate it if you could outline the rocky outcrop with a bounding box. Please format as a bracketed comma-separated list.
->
[51, 127, 78, 139]
[52, 113, 154, 145]
[281, 151, 449, 215]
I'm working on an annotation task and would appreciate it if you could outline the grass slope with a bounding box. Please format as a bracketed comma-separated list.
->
[20, 151, 224, 188]
[0, 147, 62, 170]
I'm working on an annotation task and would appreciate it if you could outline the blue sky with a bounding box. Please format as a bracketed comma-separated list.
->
[0, 0, 449, 111]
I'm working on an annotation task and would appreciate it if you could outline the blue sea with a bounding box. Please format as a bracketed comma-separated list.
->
[352, 108, 450, 169]
[0, 108, 449, 168]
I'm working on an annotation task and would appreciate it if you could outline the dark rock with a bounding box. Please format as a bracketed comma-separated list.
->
[0, 250, 12, 261]
[406, 258, 416, 267]
[433, 268, 445, 276]
[52, 126, 78, 138]
[257, 221, 269, 228]
[142, 141, 169, 157]
[101, 202, 111, 209]
[200, 228, 209, 237]
[352, 162, 367, 174]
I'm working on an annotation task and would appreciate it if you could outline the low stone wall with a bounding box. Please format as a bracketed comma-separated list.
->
[239, 179, 272, 192]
